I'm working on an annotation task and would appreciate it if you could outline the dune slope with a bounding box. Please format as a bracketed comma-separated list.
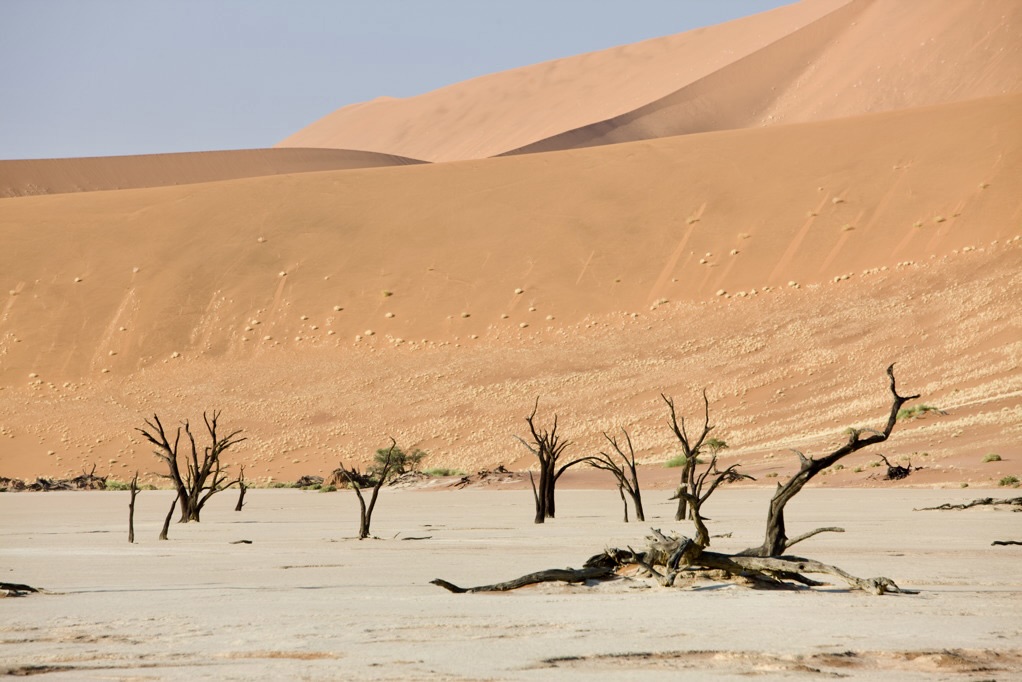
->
[0, 147, 423, 198]
[279, 0, 1022, 162]
[1, 95, 1019, 480]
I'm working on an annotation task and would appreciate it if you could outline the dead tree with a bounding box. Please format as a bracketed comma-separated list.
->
[235, 465, 247, 512]
[741, 364, 919, 557]
[516, 399, 593, 523]
[876, 453, 913, 480]
[159, 495, 175, 541]
[137, 411, 245, 523]
[434, 366, 917, 596]
[589, 429, 645, 522]
[663, 390, 715, 521]
[336, 439, 396, 539]
[128, 471, 140, 543]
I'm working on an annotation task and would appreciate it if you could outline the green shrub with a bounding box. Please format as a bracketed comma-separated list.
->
[665, 454, 702, 468]
[424, 467, 465, 477]
[318, 485, 337, 493]
[105, 479, 131, 491]
[983, 453, 1002, 463]
[998, 476, 1019, 487]
[897, 404, 944, 421]
[373, 446, 426, 480]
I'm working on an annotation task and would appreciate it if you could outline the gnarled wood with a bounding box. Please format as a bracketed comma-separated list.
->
[662, 390, 713, 521]
[516, 399, 593, 523]
[916, 497, 1022, 511]
[431, 566, 615, 593]
[128, 471, 139, 544]
[743, 364, 918, 557]
[589, 429, 645, 522]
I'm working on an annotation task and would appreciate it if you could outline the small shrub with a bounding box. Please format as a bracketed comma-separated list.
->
[318, 485, 337, 493]
[765, 472, 778, 478]
[270, 482, 291, 488]
[665, 454, 701, 468]
[897, 404, 945, 421]
[983, 453, 1002, 463]
[999, 476, 1019, 488]
[424, 467, 465, 477]
[372, 446, 426, 480]
[105, 479, 131, 491]
[834, 464, 844, 471]
[960, 482, 969, 488]
[853, 467, 863, 473]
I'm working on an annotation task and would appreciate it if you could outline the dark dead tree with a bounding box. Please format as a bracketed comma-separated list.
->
[137, 411, 246, 523]
[159, 495, 175, 541]
[741, 364, 918, 557]
[128, 471, 139, 543]
[516, 399, 593, 523]
[876, 453, 913, 480]
[589, 429, 645, 522]
[916, 497, 1022, 511]
[336, 439, 396, 539]
[434, 366, 917, 596]
[235, 465, 247, 512]
[662, 390, 714, 521]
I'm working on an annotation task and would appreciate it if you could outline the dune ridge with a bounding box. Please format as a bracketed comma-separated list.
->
[0, 147, 424, 198]
[278, 0, 1022, 162]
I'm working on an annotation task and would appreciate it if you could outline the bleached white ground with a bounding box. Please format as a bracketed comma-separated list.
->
[1, 488, 1020, 680]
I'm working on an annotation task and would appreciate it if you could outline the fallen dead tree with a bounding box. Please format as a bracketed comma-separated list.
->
[915, 497, 1022, 511]
[0, 465, 107, 492]
[433, 365, 918, 596]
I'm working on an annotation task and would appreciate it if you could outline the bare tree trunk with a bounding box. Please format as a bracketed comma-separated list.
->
[235, 465, 247, 512]
[128, 471, 139, 543]
[159, 494, 176, 541]
[744, 364, 918, 557]
[663, 392, 713, 521]
[516, 399, 592, 524]
[338, 440, 396, 539]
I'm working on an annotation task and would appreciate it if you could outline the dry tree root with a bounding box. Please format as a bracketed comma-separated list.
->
[916, 497, 1022, 511]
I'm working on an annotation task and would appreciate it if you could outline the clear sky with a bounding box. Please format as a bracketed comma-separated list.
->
[2, 0, 792, 160]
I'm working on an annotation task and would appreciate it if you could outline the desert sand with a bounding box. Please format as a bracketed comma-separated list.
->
[2, 488, 1021, 680]
[1, 1, 1022, 677]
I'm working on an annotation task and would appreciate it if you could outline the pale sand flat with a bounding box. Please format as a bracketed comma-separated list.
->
[1, 488, 1020, 680]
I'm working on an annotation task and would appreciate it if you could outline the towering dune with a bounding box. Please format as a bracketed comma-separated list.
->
[0, 147, 423, 198]
[275, 0, 852, 161]
[1, 3, 1020, 482]
[278, 0, 1022, 162]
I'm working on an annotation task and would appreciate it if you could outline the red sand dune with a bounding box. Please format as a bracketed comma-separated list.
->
[0, 1, 1019, 484]
[0, 147, 423, 198]
[1, 94, 1019, 481]
[278, 0, 1022, 162]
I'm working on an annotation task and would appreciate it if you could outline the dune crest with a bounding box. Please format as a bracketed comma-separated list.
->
[0, 147, 424, 198]
[279, 0, 1022, 162]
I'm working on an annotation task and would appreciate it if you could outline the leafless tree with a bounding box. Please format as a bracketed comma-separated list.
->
[336, 439, 396, 539]
[235, 465, 248, 512]
[589, 429, 644, 522]
[662, 390, 714, 521]
[128, 471, 140, 543]
[516, 399, 593, 524]
[137, 411, 245, 523]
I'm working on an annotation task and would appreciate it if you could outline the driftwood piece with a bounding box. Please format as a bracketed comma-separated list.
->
[431, 566, 615, 593]
[992, 540, 1022, 546]
[916, 497, 1022, 511]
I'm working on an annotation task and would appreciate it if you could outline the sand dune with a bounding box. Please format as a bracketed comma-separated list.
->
[276, 0, 852, 161]
[279, 0, 1022, 161]
[1, 94, 1019, 480]
[0, 147, 423, 198]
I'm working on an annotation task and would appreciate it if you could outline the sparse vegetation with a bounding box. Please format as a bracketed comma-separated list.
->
[983, 453, 1002, 463]
[372, 446, 426, 481]
[897, 404, 945, 421]
[999, 476, 1019, 488]
[106, 479, 132, 491]
[424, 467, 465, 477]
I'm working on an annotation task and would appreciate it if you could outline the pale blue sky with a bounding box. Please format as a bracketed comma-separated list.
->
[1, 1, 792, 160]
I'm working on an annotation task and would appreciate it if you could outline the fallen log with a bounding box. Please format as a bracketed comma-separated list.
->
[431, 566, 615, 593]
[915, 497, 1022, 511]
